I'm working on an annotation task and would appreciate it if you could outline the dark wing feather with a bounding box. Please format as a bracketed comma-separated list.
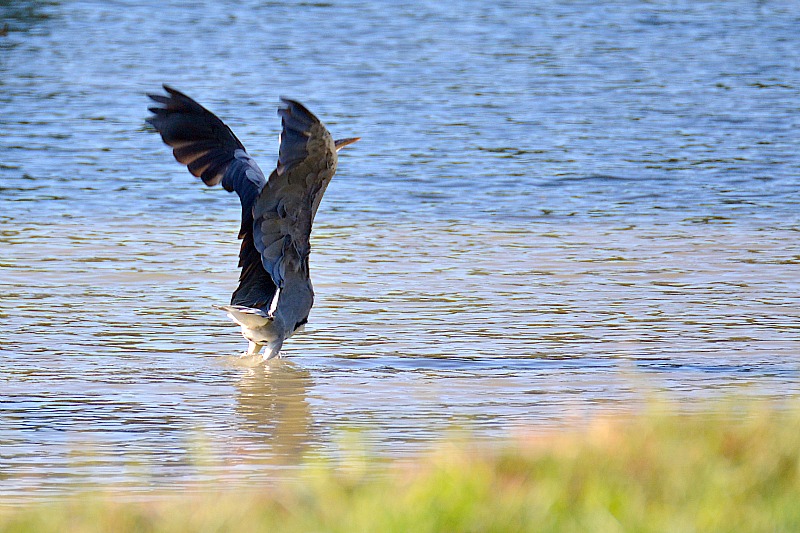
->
[146, 85, 275, 308]
[252, 98, 338, 290]
[146, 85, 245, 186]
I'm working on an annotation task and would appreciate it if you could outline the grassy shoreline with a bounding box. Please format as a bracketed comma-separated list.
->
[3, 402, 799, 532]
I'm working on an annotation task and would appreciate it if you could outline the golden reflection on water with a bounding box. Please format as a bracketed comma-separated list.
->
[1, 178, 798, 495]
[234, 361, 314, 461]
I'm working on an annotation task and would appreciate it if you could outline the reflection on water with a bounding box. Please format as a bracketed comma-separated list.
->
[1, 0, 799, 497]
[235, 362, 314, 461]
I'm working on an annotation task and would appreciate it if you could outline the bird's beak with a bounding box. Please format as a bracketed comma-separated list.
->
[334, 137, 360, 151]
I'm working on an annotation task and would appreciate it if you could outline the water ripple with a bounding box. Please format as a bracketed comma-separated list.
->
[1, 0, 799, 497]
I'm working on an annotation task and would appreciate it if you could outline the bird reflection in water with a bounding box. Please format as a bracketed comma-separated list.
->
[234, 361, 315, 461]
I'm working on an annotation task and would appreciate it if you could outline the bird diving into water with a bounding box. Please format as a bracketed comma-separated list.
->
[146, 85, 359, 361]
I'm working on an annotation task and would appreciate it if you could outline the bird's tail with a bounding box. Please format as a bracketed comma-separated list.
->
[214, 305, 271, 328]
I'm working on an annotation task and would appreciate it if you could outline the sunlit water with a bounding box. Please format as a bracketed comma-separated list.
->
[1, 0, 799, 496]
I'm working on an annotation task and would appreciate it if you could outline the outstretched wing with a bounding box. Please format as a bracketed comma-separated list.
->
[252, 98, 338, 290]
[146, 85, 275, 308]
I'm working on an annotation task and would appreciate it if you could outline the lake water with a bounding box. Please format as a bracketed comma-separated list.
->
[1, 0, 799, 497]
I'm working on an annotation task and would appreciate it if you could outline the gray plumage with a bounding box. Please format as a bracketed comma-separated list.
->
[146, 85, 358, 360]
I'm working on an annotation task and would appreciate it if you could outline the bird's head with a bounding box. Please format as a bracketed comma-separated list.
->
[334, 137, 360, 152]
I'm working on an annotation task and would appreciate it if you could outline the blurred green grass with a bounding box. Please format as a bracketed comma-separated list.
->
[2, 401, 800, 532]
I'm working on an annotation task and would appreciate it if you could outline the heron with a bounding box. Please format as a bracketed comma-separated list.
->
[146, 85, 359, 361]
